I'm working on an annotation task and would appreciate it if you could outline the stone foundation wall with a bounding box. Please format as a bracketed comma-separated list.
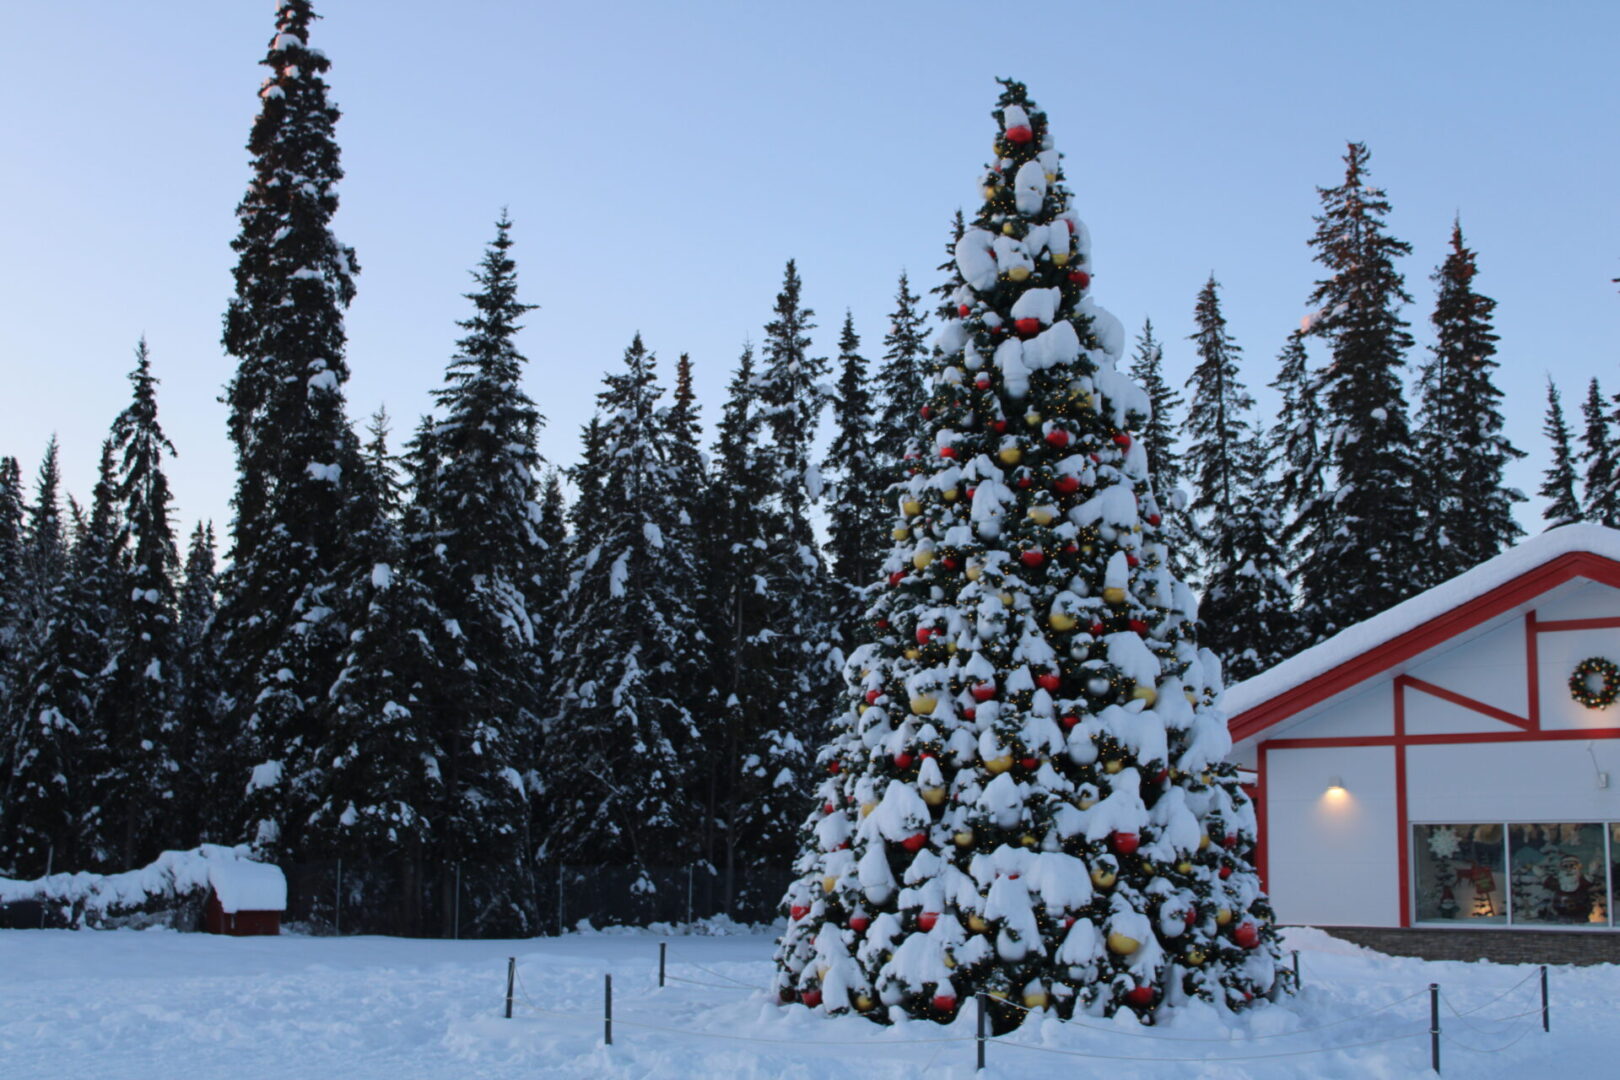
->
[1312, 925, 1620, 966]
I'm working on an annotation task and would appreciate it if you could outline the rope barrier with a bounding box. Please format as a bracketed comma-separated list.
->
[1440, 1026, 1538, 1054]
[663, 973, 759, 992]
[984, 1027, 1432, 1064]
[662, 946, 767, 990]
[1442, 968, 1539, 1017]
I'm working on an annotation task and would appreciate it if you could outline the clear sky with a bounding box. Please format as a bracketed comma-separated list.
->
[2, 1, 1616, 545]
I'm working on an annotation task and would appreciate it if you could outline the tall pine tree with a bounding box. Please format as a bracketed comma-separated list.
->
[825, 312, 883, 639]
[1413, 222, 1523, 581]
[175, 522, 224, 835]
[1582, 378, 1619, 527]
[873, 272, 930, 493]
[1129, 318, 1194, 580]
[216, 0, 362, 859]
[1295, 142, 1419, 642]
[1540, 381, 1583, 528]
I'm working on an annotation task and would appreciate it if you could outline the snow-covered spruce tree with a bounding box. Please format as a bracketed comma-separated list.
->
[1128, 319, 1195, 582]
[825, 312, 884, 639]
[533, 469, 570, 658]
[874, 272, 931, 495]
[0, 455, 23, 716]
[1294, 142, 1420, 641]
[1183, 279, 1294, 684]
[175, 521, 225, 834]
[1413, 222, 1523, 582]
[1540, 382, 1583, 528]
[1581, 379, 1619, 527]
[427, 215, 543, 932]
[313, 410, 441, 931]
[3, 442, 118, 876]
[774, 81, 1282, 1025]
[216, 0, 361, 860]
[545, 334, 703, 876]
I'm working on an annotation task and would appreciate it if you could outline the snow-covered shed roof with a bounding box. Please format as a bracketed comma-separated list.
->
[208, 858, 287, 914]
[1225, 524, 1620, 743]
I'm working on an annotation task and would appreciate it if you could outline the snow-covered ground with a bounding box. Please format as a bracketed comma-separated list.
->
[0, 923, 1608, 1078]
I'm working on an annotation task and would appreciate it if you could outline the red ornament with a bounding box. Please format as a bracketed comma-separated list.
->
[1112, 431, 1132, 449]
[1014, 317, 1041, 338]
[1126, 554, 1140, 568]
[1063, 543, 1079, 555]
[801, 988, 823, 1008]
[916, 626, 938, 644]
[963, 706, 976, 720]
[875, 619, 890, 630]
[939, 445, 958, 459]
[1019, 756, 1039, 772]
[850, 914, 870, 933]
[1021, 549, 1045, 567]
[864, 689, 882, 704]
[1015, 475, 1034, 489]
[823, 802, 835, 814]
[1129, 619, 1149, 635]
[1054, 474, 1081, 494]
[1184, 906, 1198, 926]
[1036, 672, 1062, 693]
[1223, 833, 1238, 849]
[918, 910, 939, 931]
[1234, 922, 1260, 949]
[1060, 714, 1078, 729]
[1090, 621, 1105, 635]
[991, 420, 1007, 433]
[920, 406, 932, 419]
[1154, 768, 1169, 784]
[941, 557, 959, 571]
[902, 832, 928, 853]
[888, 571, 905, 587]
[828, 761, 842, 775]
[1063, 915, 1076, 928]
[958, 304, 971, 317]
[893, 751, 914, 770]
[971, 682, 997, 703]
[931, 992, 957, 1012]
[975, 373, 991, 389]
[966, 485, 979, 498]
[1124, 985, 1155, 1006]
[1147, 513, 1162, 526]
[1005, 124, 1033, 144]
[1111, 831, 1140, 855]
[790, 904, 809, 921]
[1069, 269, 1092, 288]
[1219, 865, 1233, 880]
[1044, 428, 1072, 448]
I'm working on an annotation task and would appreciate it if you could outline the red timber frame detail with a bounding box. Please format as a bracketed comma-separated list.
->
[1235, 552, 1620, 928]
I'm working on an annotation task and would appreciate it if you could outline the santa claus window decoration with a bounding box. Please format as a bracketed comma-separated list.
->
[1412, 824, 1506, 925]
[1569, 657, 1620, 710]
[1508, 823, 1608, 926]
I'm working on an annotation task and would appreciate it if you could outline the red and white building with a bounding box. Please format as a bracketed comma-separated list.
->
[1226, 524, 1620, 931]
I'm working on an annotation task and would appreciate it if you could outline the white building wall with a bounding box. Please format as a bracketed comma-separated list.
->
[1264, 745, 1398, 927]
[1536, 623, 1620, 732]
[1408, 741, 1620, 824]
[1407, 616, 1528, 718]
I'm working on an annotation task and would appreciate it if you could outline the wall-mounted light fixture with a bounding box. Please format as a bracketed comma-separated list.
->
[1327, 776, 1345, 792]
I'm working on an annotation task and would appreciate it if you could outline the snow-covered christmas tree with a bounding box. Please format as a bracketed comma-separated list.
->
[773, 80, 1284, 1026]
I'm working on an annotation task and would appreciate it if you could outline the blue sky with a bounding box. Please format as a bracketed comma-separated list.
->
[2, 1, 1615, 542]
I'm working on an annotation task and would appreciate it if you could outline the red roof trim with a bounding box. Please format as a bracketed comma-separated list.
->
[1230, 551, 1620, 743]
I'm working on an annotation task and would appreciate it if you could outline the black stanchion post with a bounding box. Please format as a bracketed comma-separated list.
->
[1429, 982, 1440, 1074]
[605, 973, 613, 1046]
[1541, 965, 1549, 1032]
[505, 957, 515, 1019]
[659, 941, 667, 988]
[1292, 949, 1300, 987]
[976, 991, 987, 1072]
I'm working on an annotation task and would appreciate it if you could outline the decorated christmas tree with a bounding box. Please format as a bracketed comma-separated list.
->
[773, 80, 1284, 1026]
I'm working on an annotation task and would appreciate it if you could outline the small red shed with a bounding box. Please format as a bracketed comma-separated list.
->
[202, 859, 287, 936]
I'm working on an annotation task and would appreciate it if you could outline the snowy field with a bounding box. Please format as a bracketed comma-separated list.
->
[1, 923, 1611, 1078]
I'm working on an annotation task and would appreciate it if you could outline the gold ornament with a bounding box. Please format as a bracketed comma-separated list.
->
[967, 913, 989, 933]
[822, 875, 837, 893]
[1051, 249, 1070, 267]
[1022, 989, 1051, 1009]
[913, 549, 934, 570]
[920, 785, 946, 807]
[1198, 833, 1210, 851]
[1216, 907, 1233, 927]
[910, 694, 938, 716]
[860, 801, 877, 818]
[1050, 611, 1078, 632]
[980, 184, 996, 201]
[942, 487, 959, 502]
[1176, 860, 1193, 874]
[1185, 948, 1206, 967]
[1007, 266, 1031, 282]
[998, 446, 1023, 466]
[1024, 410, 1043, 427]
[1001, 221, 1016, 236]
[953, 829, 975, 847]
[999, 591, 1014, 608]
[1028, 505, 1056, 526]
[904, 647, 921, 661]
[965, 562, 983, 582]
[984, 754, 1014, 775]
[1104, 759, 1124, 774]
[1103, 586, 1127, 605]
[855, 993, 875, 1012]
[1019, 833, 1038, 848]
[901, 498, 921, 517]
[893, 526, 911, 541]
[1132, 685, 1157, 706]
[1090, 865, 1117, 889]
[1106, 931, 1140, 955]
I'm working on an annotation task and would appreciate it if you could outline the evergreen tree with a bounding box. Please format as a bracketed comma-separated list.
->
[216, 0, 362, 860]
[1582, 379, 1619, 527]
[1128, 319, 1194, 580]
[175, 521, 224, 834]
[1182, 279, 1294, 681]
[873, 272, 930, 492]
[775, 80, 1282, 1024]
[1413, 222, 1523, 581]
[0, 456, 23, 720]
[825, 312, 883, 638]
[314, 410, 441, 931]
[426, 216, 544, 932]
[1540, 382, 1584, 528]
[533, 469, 569, 656]
[1269, 331, 1325, 603]
[546, 335, 704, 876]
[740, 261, 839, 878]
[1295, 142, 1419, 642]
[96, 340, 185, 865]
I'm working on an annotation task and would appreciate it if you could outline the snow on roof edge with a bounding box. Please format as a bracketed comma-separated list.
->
[1225, 524, 1620, 731]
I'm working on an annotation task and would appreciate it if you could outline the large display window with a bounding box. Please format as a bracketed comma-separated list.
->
[1413, 821, 1613, 928]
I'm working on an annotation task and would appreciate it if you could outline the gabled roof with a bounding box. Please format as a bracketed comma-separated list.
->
[1225, 524, 1620, 743]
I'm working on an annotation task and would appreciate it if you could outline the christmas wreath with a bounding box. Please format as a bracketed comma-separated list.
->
[1570, 657, 1620, 709]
